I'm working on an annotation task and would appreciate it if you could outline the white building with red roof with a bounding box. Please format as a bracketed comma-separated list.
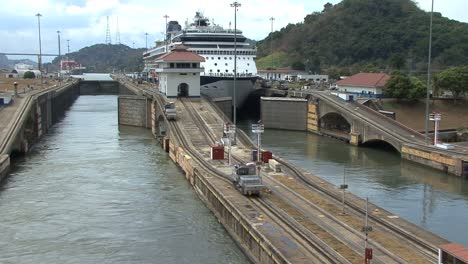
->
[154, 45, 205, 98]
[336, 73, 390, 97]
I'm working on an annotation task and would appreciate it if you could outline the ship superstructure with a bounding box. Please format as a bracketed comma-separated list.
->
[143, 12, 257, 106]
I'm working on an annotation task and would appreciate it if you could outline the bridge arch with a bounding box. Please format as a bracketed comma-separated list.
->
[361, 139, 400, 153]
[319, 112, 351, 133]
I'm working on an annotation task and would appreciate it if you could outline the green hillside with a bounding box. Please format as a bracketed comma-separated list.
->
[256, 0, 468, 74]
[52, 44, 145, 73]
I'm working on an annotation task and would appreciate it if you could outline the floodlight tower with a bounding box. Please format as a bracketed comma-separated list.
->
[164, 15, 169, 51]
[230, 1, 241, 142]
[424, 0, 435, 144]
[36, 13, 43, 85]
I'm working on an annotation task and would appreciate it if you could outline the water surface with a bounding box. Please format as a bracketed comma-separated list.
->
[0, 96, 248, 264]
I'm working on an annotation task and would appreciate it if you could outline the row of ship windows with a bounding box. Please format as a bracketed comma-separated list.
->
[196, 50, 255, 55]
[212, 63, 250, 66]
[207, 69, 250, 73]
[206, 57, 251, 60]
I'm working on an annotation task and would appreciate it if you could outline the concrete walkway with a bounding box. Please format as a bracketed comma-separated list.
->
[0, 95, 27, 152]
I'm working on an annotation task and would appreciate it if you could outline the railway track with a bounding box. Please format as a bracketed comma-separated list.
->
[168, 97, 353, 263]
[273, 155, 439, 263]
[202, 98, 438, 262]
[151, 94, 440, 263]
[250, 198, 350, 264]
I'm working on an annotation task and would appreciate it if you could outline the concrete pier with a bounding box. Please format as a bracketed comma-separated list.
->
[261, 97, 308, 131]
[118, 95, 151, 128]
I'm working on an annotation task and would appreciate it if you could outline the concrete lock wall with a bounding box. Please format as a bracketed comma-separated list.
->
[261, 97, 308, 131]
[1, 82, 79, 182]
[79, 81, 133, 95]
[0, 155, 10, 182]
[118, 95, 151, 128]
[212, 97, 232, 120]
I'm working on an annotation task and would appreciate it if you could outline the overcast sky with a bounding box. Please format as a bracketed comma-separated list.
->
[1, 0, 467, 63]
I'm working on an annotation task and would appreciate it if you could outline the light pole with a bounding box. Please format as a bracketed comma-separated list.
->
[231, 1, 241, 142]
[429, 112, 441, 145]
[270, 17, 275, 71]
[224, 123, 236, 166]
[252, 122, 264, 177]
[57, 31, 61, 80]
[164, 15, 169, 52]
[145, 32, 149, 50]
[36, 13, 43, 85]
[424, 0, 434, 144]
[340, 166, 349, 215]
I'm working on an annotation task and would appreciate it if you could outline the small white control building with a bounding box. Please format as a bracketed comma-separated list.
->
[154, 46, 205, 98]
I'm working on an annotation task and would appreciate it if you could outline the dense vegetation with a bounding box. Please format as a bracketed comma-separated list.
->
[51, 44, 145, 73]
[434, 66, 468, 98]
[23, 71, 35, 79]
[384, 71, 425, 100]
[256, 0, 468, 75]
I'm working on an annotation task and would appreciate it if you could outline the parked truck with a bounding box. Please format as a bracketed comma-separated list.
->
[232, 163, 265, 196]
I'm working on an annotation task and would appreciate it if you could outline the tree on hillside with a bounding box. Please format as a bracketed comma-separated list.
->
[323, 3, 333, 12]
[435, 66, 468, 99]
[326, 66, 341, 81]
[292, 61, 305, 71]
[409, 77, 426, 100]
[384, 71, 425, 100]
[256, 0, 468, 74]
[23, 71, 35, 79]
[390, 54, 406, 70]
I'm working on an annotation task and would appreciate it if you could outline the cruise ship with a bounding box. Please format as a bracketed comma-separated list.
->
[143, 12, 258, 107]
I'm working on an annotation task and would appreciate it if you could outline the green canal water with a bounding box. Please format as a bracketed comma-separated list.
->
[0, 96, 248, 263]
[241, 122, 468, 247]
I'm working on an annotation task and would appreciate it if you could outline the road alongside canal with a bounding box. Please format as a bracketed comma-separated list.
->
[0, 96, 248, 264]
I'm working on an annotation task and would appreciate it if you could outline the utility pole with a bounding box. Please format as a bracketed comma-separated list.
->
[270, 17, 275, 71]
[340, 166, 348, 215]
[36, 13, 43, 85]
[363, 198, 373, 264]
[270, 17, 275, 54]
[252, 122, 264, 177]
[224, 123, 236, 166]
[164, 15, 169, 52]
[67, 39, 70, 54]
[231, 1, 241, 143]
[145, 32, 149, 50]
[429, 112, 441, 145]
[424, 0, 434, 144]
[57, 30, 61, 80]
